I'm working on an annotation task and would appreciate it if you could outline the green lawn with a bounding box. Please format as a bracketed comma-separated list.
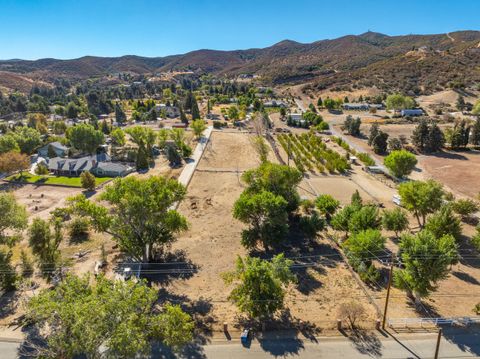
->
[6, 173, 112, 188]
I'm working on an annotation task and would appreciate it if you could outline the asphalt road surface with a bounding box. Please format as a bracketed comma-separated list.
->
[2, 330, 480, 358]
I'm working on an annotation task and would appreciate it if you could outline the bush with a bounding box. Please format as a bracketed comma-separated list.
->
[357, 152, 375, 166]
[35, 163, 49, 175]
[337, 301, 366, 329]
[80, 171, 96, 191]
[69, 217, 90, 241]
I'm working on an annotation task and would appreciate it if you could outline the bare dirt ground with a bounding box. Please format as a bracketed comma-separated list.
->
[163, 131, 378, 333]
[1, 182, 82, 222]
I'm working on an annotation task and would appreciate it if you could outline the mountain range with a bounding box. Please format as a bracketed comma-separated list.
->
[1, 30, 480, 94]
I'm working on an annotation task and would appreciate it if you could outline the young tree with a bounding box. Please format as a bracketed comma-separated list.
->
[371, 130, 389, 154]
[425, 122, 445, 152]
[348, 205, 381, 233]
[66, 124, 105, 154]
[241, 162, 303, 212]
[0, 151, 30, 177]
[316, 97, 323, 108]
[0, 192, 28, 247]
[382, 208, 408, 238]
[26, 275, 194, 358]
[394, 230, 458, 303]
[398, 180, 445, 227]
[341, 115, 361, 136]
[80, 171, 96, 191]
[368, 122, 380, 146]
[250, 135, 270, 163]
[115, 102, 127, 125]
[473, 100, 480, 115]
[470, 118, 480, 146]
[69, 176, 187, 262]
[28, 217, 63, 276]
[190, 119, 207, 139]
[0, 250, 16, 291]
[384, 150, 417, 179]
[315, 194, 340, 221]
[0, 134, 20, 154]
[233, 190, 288, 250]
[388, 137, 403, 152]
[456, 95, 466, 111]
[110, 127, 126, 146]
[223, 254, 295, 319]
[337, 301, 366, 329]
[424, 205, 462, 241]
[331, 205, 356, 237]
[12, 126, 42, 154]
[342, 229, 386, 268]
[451, 198, 479, 221]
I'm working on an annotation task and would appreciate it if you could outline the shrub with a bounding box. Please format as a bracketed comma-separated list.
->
[357, 152, 375, 166]
[35, 163, 49, 175]
[337, 301, 366, 329]
[69, 217, 90, 241]
[80, 171, 96, 191]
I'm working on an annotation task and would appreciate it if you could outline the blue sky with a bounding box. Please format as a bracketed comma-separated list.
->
[0, 0, 479, 60]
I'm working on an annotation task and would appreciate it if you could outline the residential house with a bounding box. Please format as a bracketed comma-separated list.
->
[47, 153, 132, 177]
[38, 142, 69, 158]
[263, 100, 288, 108]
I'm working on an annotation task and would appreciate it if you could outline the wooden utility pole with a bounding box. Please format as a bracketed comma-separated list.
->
[382, 254, 395, 330]
[434, 329, 442, 359]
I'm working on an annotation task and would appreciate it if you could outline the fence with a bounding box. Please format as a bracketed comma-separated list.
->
[388, 317, 480, 328]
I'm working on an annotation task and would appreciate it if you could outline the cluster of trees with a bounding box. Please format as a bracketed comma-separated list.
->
[323, 179, 469, 303]
[342, 115, 361, 136]
[385, 94, 416, 112]
[26, 275, 194, 357]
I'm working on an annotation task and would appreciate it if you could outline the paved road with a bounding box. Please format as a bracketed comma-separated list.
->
[3, 330, 480, 358]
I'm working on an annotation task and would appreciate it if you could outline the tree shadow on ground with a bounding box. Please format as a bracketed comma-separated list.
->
[428, 151, 469, 161]
[233, 309, 321, 356]
[157, 289, 214, 344]
[457, 235, 480, 269]
[18, 323, 46, 359]
[250, 229, 343, 295]
[343, 329, 383, 358]
[407, 298, 441, 318]
[0, 291, 19, 319]
[139, 249, 199, 286]
[442, 326, 480, 357]
[452, 270, 480, 285]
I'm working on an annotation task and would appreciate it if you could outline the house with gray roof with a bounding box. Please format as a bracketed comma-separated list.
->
[47, 153, 132, 177]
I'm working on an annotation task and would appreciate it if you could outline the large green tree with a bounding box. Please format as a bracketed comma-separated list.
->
[66, 124, 105, 154]
[394, 231, 458, 303]
[233, 190, 288, 250]
[69, 176, 187, 262]
[26, 275, 194, 358]
[386, 94, 415, 111]
[12, 126, 42, 154]
[223, 254, 295, 319]
[241, 162, 303, 212]
[384, 150, 417, 179]
[398, 180, 445, 227]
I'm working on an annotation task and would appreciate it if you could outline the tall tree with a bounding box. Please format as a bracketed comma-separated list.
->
[223, 255, 295, 319]
[66, 124, 105, 154]
[115, 102, 127, 125]
[394, 231, 458, 303]
[411, 119, 429, 152]
[398, 180, 445, 227]
[69, 176, 188, 262]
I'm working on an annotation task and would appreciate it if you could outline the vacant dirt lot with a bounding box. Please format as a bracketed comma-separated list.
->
[2, 183, 82, 221]
[164, 131, 378, 332]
